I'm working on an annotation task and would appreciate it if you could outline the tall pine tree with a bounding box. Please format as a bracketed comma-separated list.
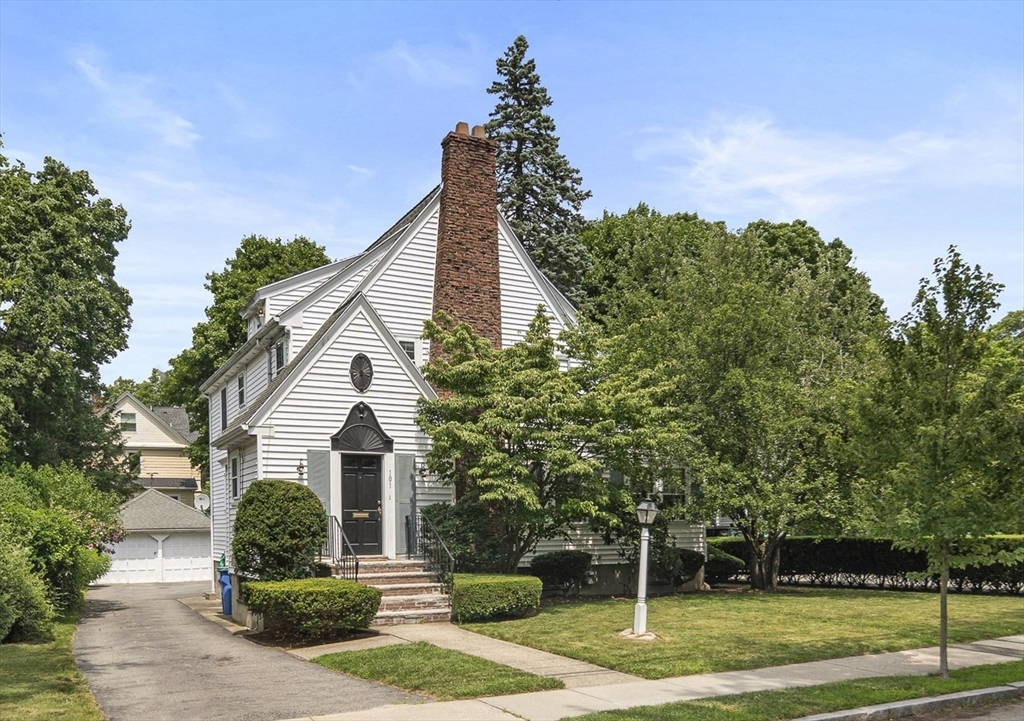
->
[486, 35, 592, 305]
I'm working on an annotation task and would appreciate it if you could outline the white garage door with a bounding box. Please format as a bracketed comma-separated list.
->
[102, 532, 211, 584]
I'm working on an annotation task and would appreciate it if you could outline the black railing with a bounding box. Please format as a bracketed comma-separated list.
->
[409, 513, 455, 596]
[323, 515, 359, 581]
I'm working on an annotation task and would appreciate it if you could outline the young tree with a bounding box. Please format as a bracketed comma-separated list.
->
[417, 308, 610, 573]
[486, 35, 592, 304]
[0, 147, 132, 486]
[104, 367, 168, 406]
[162, 235, 330, 476]
[593, 210, 885, 589]
[857, 248, 1024, 677]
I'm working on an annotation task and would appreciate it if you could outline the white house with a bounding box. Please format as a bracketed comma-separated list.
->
[203, 123, 704, 590]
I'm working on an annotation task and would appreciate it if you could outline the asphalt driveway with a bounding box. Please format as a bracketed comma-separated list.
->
[74, 582, 421, 721]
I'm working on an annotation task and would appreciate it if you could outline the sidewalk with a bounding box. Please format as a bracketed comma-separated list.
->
[276, 635, 1024, 721]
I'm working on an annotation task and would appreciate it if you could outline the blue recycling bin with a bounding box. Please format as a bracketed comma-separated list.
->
[219, 568, 232, 616]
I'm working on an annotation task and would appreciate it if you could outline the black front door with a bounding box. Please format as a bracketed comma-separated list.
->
[341, 455, 382, 555]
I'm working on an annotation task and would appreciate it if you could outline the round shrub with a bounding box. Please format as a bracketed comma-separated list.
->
[243, 578, 382, 638]
[674, 548, 706, 587]
[232, 480, 327, 580]
[0, 529, 55, 643]
[452, 573, 542, 622]
[704, 545, 746, 585]
[530, 550, 592, 596]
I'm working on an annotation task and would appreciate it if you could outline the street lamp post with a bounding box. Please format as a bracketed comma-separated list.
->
[633, 497, 659, 636]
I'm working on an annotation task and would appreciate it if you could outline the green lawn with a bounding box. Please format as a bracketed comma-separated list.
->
[313, 641, 564, 700]
[567, 660, 1024, 721]
[463, 588, 1024, 679]
[0, 615, 104, 721]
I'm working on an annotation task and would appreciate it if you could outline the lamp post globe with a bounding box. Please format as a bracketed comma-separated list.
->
[633, 497, 659, 636]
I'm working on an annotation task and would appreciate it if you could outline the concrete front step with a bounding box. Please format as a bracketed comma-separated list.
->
[371, 608, 452, 626]
[378, 594, 450, 612]
[370, 582, 446, 597]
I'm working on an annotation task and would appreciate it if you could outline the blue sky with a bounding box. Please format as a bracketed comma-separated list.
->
[1, 1, 1021, 383]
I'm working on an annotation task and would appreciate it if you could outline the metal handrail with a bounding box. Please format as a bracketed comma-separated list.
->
[416, 513, 455, 596]
[323, 516, 360, 582]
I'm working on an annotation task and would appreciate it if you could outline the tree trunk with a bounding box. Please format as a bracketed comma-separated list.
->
[744, 530, 785, 591]
[939, 550, 950, 678]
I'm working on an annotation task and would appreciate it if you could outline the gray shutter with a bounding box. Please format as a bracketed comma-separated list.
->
[395, 454, 416, 555]
[307, 450, 331, 517]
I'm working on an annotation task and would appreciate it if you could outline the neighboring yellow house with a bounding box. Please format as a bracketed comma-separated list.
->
[111, 392, 202, 507]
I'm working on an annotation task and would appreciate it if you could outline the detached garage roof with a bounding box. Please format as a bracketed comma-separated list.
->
[121, 489, 210, 533]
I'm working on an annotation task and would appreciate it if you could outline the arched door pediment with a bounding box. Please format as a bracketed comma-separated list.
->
[331, 401, 394, 453]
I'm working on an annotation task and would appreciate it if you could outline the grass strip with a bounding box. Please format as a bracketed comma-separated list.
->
[464, 588, 1024, 679]
[567, 660, 1024, 721]
[0, 614, 104, 721]
[313, 641, 565, 700]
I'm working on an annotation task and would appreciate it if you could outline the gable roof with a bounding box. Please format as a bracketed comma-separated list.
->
[111, 392, 195, 446]
[215, 292, 436, 446]
[120, 489, 209, 532]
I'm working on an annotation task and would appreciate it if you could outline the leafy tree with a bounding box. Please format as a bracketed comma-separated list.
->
[856, 247, 1024, 677]
[486, 35, 592, 304]
[417, 308, 610, 573]
[163, 235, 330, 476]
[593, 211, 885, 589]
[104, 367, 168, 406]
[0, 147, 132, 486]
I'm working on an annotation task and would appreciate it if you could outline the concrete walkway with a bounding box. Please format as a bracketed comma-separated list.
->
[275, 636, 1024, 721]
[290, 623, 638, 688]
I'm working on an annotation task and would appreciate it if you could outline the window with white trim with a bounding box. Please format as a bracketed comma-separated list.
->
[237, 373, 245, 407]
[119, 413, 137, 432]
[399, 340, 416, 362]
[230, 455, 240, 500]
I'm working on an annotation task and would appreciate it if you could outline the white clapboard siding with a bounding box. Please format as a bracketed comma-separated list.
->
[519, 520, 706, 567]
[364, 213, 438, 364]
[244, 351, 270, 406]
[261, 310, 430, 480]
[498, 225, 568, 348]
[289, 258, 383, 353]
[210, 446, 228, 559]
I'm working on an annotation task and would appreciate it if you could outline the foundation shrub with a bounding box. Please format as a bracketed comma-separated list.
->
[452, 573, 542, 622]
[530, 550, 592, 596]
[244, 578, 381, 638]
[703, 545, 746, 585]
[673, 548, 706, 586]
[232, 480, 327, 580]
[420, 502, 504, 572]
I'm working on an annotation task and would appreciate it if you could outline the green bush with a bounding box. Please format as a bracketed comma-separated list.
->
[243, 578, 382, 638]
[530, 550, 592, 596]
[704, 545, 746, 585]
[232, 480, 327, 580]
[674, 548, 706, 586]
[78, 549, 112, 586]
[452, 573, 541, 622]
[0, 529, 55, 643]
[421, 502, 504, 572]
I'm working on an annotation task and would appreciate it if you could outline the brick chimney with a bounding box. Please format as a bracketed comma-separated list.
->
[432, 122, 503, 358]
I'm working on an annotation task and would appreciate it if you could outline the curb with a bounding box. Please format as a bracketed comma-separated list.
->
[178, 596, 252, 636]
[796, 681, 1024, 720]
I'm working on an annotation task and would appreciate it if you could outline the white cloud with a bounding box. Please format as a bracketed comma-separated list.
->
[635, 103, 1023, 221]
[361, 37, 486, 89]
[73, 49, 200, 148]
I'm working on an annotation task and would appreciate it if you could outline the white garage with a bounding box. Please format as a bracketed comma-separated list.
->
[101, 489, 212, 584]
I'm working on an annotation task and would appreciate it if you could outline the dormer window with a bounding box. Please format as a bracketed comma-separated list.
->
[269, 340, 287, 381]
[120, 413, 137, 432]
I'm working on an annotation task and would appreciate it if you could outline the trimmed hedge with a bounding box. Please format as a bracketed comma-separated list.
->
[244, 578, 382, 638]
[530, 550, 592, 596]
[232, 480, 327, 580]
[707, 536, 1024, 593]
[703, 545, 745, 586]
[452, 573, 542, 622]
